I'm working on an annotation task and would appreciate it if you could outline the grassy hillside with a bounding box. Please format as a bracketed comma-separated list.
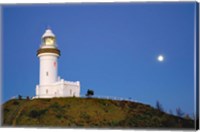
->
[2, 97, 194, 129]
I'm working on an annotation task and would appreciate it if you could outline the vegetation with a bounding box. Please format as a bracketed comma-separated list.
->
[29, 109, 47, 118]
[85, 89, 94, 97]
[18, 95, 22, 100]
[2, 98, 194, 128]
[155, 100, 164, 112]
[176, 107, 185, 117]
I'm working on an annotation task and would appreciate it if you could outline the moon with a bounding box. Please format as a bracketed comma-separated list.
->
[157, 55, 164, 62]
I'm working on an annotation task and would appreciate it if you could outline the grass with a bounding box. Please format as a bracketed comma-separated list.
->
[2, 97, 195, 128]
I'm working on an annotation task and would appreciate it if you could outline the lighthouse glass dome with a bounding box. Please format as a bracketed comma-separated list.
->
[41, 29, 57, 48]
[44, 37, 55, 46]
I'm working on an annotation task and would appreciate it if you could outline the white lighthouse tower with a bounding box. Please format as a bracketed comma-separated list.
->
[38, 28, 60, 85]
[34, 28, 80, 98]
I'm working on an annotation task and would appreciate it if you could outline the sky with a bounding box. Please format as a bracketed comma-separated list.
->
[2, 2, 197, 116]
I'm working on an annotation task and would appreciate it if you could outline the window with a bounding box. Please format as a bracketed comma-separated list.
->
[70, 89, 72, 95]
[46, 72, 48, 76]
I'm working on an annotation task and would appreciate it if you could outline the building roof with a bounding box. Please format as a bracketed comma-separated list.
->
[42, 28, 55, 38]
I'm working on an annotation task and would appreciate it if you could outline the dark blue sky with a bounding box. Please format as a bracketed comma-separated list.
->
[2, 3, 197, 115]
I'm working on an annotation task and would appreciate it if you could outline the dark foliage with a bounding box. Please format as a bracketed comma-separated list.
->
[56, 113, 62, 119]
[156, 100, 164, 112]
[26, 96, 30, 100]
[13, 101, 19, 105]
[176, 107, 184, 117]
[86, 89, 94, 97]
[49, 102, 61, 109]
[4, 108, 9, 113]
[29, 109, 47, 118]
[18, 95, 22, 100]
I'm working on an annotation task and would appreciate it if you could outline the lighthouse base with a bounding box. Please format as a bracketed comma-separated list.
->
[34, 79, 80, 99]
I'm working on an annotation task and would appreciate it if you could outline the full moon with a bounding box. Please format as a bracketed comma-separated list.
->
[157, 55, 164, 62]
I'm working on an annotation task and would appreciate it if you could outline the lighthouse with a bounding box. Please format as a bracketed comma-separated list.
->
[38, 28, 60, 85]
[34, 28, 80, 98]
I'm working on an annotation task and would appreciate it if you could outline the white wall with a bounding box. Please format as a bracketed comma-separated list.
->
[38, 53, 58, 85]
[35, 80, 80, 98]
[63, 81, 80, 97]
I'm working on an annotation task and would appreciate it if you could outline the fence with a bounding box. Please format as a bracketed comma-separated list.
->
[11, 94, 140, 103]
[80, 95, 140, 103]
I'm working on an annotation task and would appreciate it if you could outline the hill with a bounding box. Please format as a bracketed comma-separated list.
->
[2, 97, 194, 129]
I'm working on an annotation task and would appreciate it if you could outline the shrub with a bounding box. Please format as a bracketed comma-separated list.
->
[176, 107, 184, 117]
[109, 121, 119, 126]
[29, 109, 47, 118]
[86, 89, 94, 97]
[13, 101, 19, 105]
[184, 114, 191, 120]
[56, 113, 62, 119]
[18, 95, 22, 100]
[4, 108, 9, 113]
[49, 102, 61, 109]
[26, 96, 30, 100]
[80, 112, 90, 120]
[156, 100, 164, 112]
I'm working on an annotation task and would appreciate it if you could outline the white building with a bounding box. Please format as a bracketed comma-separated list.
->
[34, 28, 80, 98]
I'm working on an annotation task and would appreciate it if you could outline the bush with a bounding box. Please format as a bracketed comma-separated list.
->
[80, 112, 90, 120]
[56, 113, 62, 119]
[13, 101, 19, 105]
[109, 121, 119, 126]
[29, 110, 39, 118]
[176, 107, 184, 117]
[4, 108, 9, 113]
[49, 102, 61, 109]
[156, 100, 164, 112]
[86, 89, 94, 97]
[26, 96, 30, 100]
[18, 95, 22, 100]
[29, 109, 47, 118]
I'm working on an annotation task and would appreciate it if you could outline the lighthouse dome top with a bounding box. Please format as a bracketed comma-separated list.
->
[42, 28, 55, 38]
[38, 28, 60, 56]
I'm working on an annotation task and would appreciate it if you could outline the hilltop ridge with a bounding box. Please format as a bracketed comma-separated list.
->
[2, 97, 194, 128]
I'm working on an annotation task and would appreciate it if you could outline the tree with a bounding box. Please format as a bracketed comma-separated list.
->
[176, 107, 184, 117]
[184, 114, 191, 120]
[156, 100, 164, 112]
[86, 89, 94, 97]
[26, 96, 30, 100]
[18, 95, 22, 100]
